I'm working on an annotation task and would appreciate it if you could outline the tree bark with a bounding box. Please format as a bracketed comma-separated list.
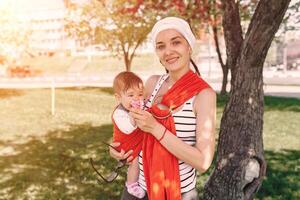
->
[221, 0, 243, 90]
[122, 36, 143, 72]
[123, 50, 131, 72]
[203, 0, 291, 200]
[220, 66, 229, 95]
[122, 44, 131, 72]
[211, 24, 228, 95]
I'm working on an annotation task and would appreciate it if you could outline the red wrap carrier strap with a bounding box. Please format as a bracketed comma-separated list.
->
[112, 113, 143, 159]
[142, 70, 211, 200]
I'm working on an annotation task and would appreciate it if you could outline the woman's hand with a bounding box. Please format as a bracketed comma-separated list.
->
[109, 142, 133, 164]
[129, 108, 160, 134]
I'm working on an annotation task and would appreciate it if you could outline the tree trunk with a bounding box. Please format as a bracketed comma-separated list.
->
[220, 66, 228, 95]
[122, 38, 142, 72]
[125, 55, 131, 72]
[123, 50, 131, 72]
[221, 0, 243, 90]
[203, 1, 290, 200]
[211, 24, 228, 95]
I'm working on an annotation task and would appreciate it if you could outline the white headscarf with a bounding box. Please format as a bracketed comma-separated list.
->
[150, 17, 196, 51]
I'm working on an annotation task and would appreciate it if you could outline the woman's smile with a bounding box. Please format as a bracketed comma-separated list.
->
[155, 29, 191, 73]
[166, 56, 179, 64]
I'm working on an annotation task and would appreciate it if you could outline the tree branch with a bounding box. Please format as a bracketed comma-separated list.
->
[212, 20, 225, 69]
[241, 0, 291, 69]
[222, 0, 244, 86]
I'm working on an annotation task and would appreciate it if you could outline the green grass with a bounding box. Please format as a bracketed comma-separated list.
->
[255, 150, 300, 200]
[20, 56, 74, 75]
[19, 54, 164, 76]
[0, 88, 299, 199]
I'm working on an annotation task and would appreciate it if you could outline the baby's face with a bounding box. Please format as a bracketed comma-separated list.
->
[119, 85, 144, 110]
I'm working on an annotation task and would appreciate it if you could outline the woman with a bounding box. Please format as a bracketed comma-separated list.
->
[110, 17, 216, 200]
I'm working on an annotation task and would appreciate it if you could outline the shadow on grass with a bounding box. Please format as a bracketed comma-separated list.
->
[0, 89, 25, 99]
[0, 123, 299, 199]
[216, 93, 230, 108]
[256, 149, 300, 200]
[0, 123, 126, 200]
[264, 96, 300, 112]
[196, 149, 300, 200]
[97, 87, 114, 95]
[217, 94, 300, 112]
[62, 87, 114, 95]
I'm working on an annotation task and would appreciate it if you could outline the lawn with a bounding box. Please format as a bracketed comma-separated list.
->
[0, 88, 299, 200]
[19, 54, 164, 76]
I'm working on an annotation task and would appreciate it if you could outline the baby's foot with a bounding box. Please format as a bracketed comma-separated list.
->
[126, 181, 145, 199]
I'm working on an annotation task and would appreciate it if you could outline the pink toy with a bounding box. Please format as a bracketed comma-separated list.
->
[130, 100, 144, 109]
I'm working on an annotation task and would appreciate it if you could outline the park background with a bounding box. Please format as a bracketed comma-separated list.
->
[0, 0, 299, 199]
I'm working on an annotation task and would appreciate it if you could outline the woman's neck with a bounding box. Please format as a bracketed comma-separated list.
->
[168, 67, 190, 85]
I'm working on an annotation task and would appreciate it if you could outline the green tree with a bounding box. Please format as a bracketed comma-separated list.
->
[64, 0, 157, 71]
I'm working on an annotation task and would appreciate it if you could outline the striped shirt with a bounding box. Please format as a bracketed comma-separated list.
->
[138, 74, 197, 193]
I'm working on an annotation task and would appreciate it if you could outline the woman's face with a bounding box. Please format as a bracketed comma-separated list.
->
[155, 29, 191, 73]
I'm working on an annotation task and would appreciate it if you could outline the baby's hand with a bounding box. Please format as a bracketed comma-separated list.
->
[130, 100, 144, 109]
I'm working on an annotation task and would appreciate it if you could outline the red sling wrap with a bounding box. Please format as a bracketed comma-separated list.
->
[112, 110, 143, 159]
[142, 70, 211, 200]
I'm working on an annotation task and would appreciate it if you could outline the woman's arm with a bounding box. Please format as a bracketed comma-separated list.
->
[170, 88, 216, 172]
[130, 88, 216, 173]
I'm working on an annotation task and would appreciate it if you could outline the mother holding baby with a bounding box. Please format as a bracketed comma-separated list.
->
[110, 17, 216, 200]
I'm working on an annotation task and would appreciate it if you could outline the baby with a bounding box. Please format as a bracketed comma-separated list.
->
[112, 71, 145, 199]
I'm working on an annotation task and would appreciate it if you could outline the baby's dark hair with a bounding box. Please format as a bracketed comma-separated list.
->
[113, 71, 143, 94]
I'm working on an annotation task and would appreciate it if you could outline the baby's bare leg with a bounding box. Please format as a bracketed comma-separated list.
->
[127, 157, 139, 183]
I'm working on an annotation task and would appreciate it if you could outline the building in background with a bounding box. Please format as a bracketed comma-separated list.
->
[13, 0, 77, 56]
[23, 8, 73, 56]
[0, 0, 82, 57]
